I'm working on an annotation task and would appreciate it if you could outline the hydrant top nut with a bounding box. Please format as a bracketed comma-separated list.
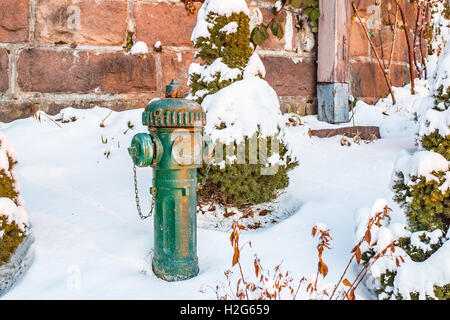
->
[142, 80, 206, 128]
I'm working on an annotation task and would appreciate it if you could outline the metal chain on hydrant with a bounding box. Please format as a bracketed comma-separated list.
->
[133, 164, 155, 220]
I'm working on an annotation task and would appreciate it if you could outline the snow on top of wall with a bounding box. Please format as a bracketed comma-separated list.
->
[419, 107, 450, 139]
[191, 0, 250, 42]
[202, 76, 283, 145]
[204, 0, 250, 17]
[392, 150, 449, 186]
[0, 198, 28, 234]
[129, 41, 149, 55]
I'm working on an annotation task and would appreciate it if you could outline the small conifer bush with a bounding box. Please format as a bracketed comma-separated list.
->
[377, 83, 450, 299]
[189, 1, 297, 208]
[189, 11, 252, 104]
[392, 171, 449, 233]
[0, 135, 28, 267]
[419, 130, 450, 160]
[0, 216, 25, 266]
[434, 85, 450, 111]
[198, 137, 297, 205]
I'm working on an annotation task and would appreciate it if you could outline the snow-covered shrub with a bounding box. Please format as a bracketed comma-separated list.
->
[398, 229, 447, 263]
[356, 200, 450, 300]
[0, 132, 28, 266]
[358, 14, 450, 299]
[391, 151, 449, 233]
[433, 85, 450, 111]
[425, 0, 450, 59]
[198, 77, 297, 206]
[418, 33, 450, 158]
[368, 232, 450, 300]
[418, 107, 450, 160]
[189, 0, 297, 207]
[188, 0, 254, 103]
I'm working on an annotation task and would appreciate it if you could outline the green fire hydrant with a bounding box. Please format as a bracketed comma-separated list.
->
[128, 80, 211, 281]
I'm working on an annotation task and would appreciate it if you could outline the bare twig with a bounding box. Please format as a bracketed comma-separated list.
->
[419, 0, 429, 79]
[352, 1, 397, 105]
[387, 4, 399, 71]
[394, 0, 416, 94]
[100, 110, 113, 127]
[34, 111, 62, 128]
[413, 1, 424, 78]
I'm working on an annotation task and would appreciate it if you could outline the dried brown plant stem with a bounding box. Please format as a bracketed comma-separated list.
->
[352, 1, 397, 105]
[34, 111, 62, 128]
[419, 1, 429, 79]
[339, 241, 399, 300]
[329, 248, 356, 299]
[387, 4, 399, 71]
[413, 1, 424, 78]
[394, 0, 416, 94]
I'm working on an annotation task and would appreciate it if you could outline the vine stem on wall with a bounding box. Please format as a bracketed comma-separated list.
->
[394, 0, 416, 94]
[352, 1, 397, 105]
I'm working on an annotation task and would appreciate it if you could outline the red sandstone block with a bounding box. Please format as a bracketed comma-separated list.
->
[0, 101, 35, 123]
[17, 49, 157, 94]
[0, 0, 29, 43]
[392, 28, 410, 62]
[134, 2, 200, 48]
[0, 95, 155, 123]
[161, 50, 200, 90]
[35, 0, 128, 45]
[404, 0, 419, 30]
[350, 61, 409, 99]
[350, 61, 386, 99]
[261, 56, 316, 96]
[350, 21, 369, 57]
[0, 49, 9, 92]
[354, 0, 417, 28]
[367, 27, 412, 63]
[311, 126, 381, 140]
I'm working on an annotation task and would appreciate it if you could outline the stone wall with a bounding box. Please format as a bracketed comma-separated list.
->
[350, 0, 418, 104]
[0, 0, 418, 122]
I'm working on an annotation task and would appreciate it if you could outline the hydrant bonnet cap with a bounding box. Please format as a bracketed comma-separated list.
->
[143, 80, 207, 128]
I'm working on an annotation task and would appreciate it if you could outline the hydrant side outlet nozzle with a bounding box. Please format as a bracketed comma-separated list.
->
[128, 79, 208, 282]
[129, 133, 154, 167]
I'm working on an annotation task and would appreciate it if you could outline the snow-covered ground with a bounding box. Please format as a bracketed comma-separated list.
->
[0, 78, 432, 300]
